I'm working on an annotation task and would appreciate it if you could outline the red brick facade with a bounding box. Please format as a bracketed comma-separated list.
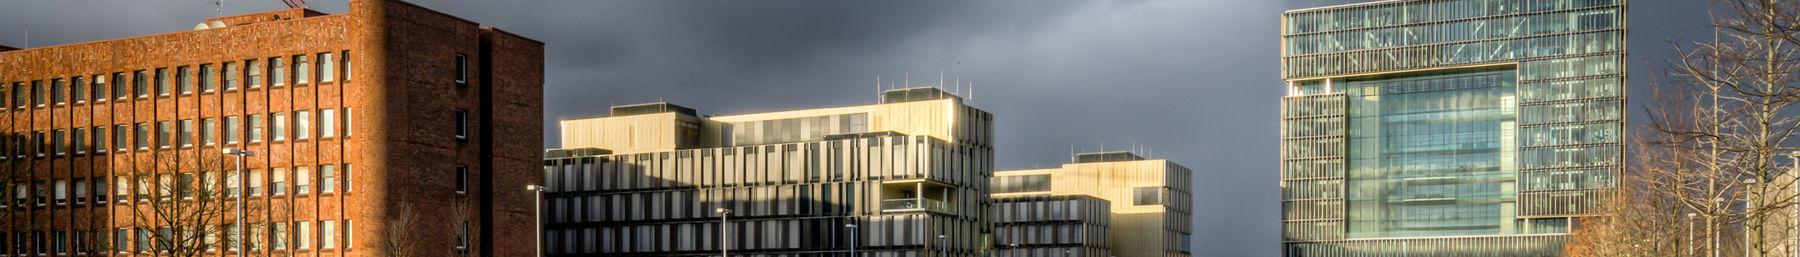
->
[0, 0, 543, 256]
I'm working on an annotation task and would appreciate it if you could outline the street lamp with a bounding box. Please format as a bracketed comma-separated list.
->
[1746, 178, 1760, 257]
[937, 234, 948, 257]
[845, 223, 858, 257]
[717, 208, 733, 257]
[1689, 212, 1699, 256]
[525, 185, 546, 257]
[222, 148, 253, 255]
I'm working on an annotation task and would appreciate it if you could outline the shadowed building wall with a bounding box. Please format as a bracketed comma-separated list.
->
[992, 152, 1194, 257]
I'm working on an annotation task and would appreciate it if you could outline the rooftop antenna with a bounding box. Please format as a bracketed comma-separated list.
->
[876, 76, 882, 103]
[955, 77, 961, 96]
[905, 72, 910, 89]
[970, 82, 974, 100]
[1070, 145, 1076, 163]
[939, 70, 945, 91]
[216, 0, 224, 16]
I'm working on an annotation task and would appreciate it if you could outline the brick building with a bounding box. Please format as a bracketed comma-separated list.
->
[0, 0, 542, 256]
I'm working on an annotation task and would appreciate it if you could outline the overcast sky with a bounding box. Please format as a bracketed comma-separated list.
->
[0, 0, 1713, 256]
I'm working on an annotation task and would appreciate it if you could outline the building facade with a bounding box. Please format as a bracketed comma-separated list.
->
[992, 152, 1193, 257]
[0, 0, 543, 256]
[542, 87, 995, 257]
[1279, 0, 1626, 255]
[990, 195, 1111, 257]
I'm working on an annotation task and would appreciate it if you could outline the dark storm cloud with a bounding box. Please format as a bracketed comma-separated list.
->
[0, 0, 1712, 256]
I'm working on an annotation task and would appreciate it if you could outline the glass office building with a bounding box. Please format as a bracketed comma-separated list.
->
[1279, 0, 1625, 256]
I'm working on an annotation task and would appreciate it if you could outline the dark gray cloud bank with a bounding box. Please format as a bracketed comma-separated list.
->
[0, 0, 1711, 256]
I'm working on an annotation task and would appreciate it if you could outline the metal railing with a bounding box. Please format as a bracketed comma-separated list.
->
[882, 198, 955, 214]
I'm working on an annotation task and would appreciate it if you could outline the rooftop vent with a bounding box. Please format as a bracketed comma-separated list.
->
[1075, 151, 1145, 163]
[610, 102, 698, 117]
[883, 87, 961, 104]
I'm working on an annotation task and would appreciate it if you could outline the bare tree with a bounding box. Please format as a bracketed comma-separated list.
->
[385, 202, 420, 257]
[1570, 1, 1800, 256]
[128, 153, 245, 257]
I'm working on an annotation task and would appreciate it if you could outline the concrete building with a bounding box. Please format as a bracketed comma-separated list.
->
[541, 87, 994, 257]
[0, 0, 543, 256]
[992, 152, 1193, 257]
[990, 195, 1111, 257]
[1279, 0, 1626, 255]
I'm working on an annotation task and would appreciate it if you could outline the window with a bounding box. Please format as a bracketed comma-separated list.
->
[274, 223, 288, 249]
[455, 110, 468, 139]
[133, 70, 147, 97]
[344, 220, 353, 248]
[321, 109, 336, 137]
[157, 121, 172, 148]
[249, 114, 264, 142]
[53, 180, 66, 205]
[272, 168, 288, 195]
[93, 180, 106, 205]
[51, 79, 64, 105]
[297, 221, 312, 249]
[32, 131, 44, 156]
[296, 166, 312, 194]
[92, 126, 105, 153]
[1133, 186, 1164, 206]
[52, 129, 64, 155]
[156, 68, 170, 95]
[456, 165, 468, 194]
[225, 62, 240, 90]
[227, 172, 240, 197]
[345, 108, 354, 136]
[31, 81, 43, 106]
[224, 116, 240, 144]
[321, 165, 336, 193]
[10, 82, 23, 108]
[455, 221, 468, 249]
[343, 51, 352, 80]
[323, 220, 337, 248]
[201, 63, 216, 92]
[296, 111, 311, 139]
[250, 171, 264, 196]
[115, 124, 129, 151]
[201, 118, 216, 145]
[73, 179, 86, 204]
[34, 182, 45, 205]
[134, 123, 148, 149]
[113, 229, 127, 253]
[178, 66, 193, 94]
[321, 53, 336, 82]
[71, 76, 84, 102]
[454, 54, 468, 84]
[273, 112, 287, 141]
[273, 57, 287, 86]
[296, 55, 310, 84]
[344, 164, 353, 192]
[92, 75, 106, 100]
[178, 173, 194, 199]
[113, 176, 128, 202]
[179, 119, 194, 147]
[71, 128, 84, 154]
[248, 60, 263, 88]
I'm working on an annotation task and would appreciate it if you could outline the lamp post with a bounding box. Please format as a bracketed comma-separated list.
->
[845, 223, 858, 257]
[937, 234, 948, 257]
[525, 185, 546, 257]
[1746, 178, 1760, 257]
[222, 148, 253, 255]
[1690, 212, 1699, 257]
[717, 208, 732, 257]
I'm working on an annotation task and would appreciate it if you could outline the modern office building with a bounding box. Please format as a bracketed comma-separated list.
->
[541, 87, 994, 257]
[992, 151, 1193, 257]
[0, 0, 543, 256]
[1279, 0, 1625, 255]
[990, 194, 1111, 257]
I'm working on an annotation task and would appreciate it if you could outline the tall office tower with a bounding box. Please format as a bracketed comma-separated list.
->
[992, 152, 1194, 257]
[0, 1, 543, 256]
[1279, 0, 1626, 256]
[542, 87, 994, 257]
